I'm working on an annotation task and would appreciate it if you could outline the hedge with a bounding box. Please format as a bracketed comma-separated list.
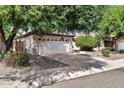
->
[75, 36, 99, 51]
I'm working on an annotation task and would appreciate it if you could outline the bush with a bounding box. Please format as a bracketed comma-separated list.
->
[105, 47, 115, 51]
[101, 48, 111, 57]
[0, 51, 7, 58]
[4, 51, 30, 67]
[75, 36, 99, 51]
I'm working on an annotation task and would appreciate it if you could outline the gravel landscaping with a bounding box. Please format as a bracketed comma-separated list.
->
[0, 53, 107, 88]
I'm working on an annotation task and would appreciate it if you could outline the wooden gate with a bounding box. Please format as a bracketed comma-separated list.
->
[15, 40, 23, 52]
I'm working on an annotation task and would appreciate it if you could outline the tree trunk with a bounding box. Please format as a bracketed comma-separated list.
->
[5, 28, 18, 51]
[0, 25, 6, 51]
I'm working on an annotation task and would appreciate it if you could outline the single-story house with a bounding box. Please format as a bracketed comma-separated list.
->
[12, 32, 76, 55]
[102, 37, 116, 48]
[102, 32, 124, 52]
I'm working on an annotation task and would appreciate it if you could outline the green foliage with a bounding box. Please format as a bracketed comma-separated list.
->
[0, 51, 7, 58]
[4, 52, 30, 67]
[98, 6, 124, 38]
[105, 47, 115, 51]
[63, 5, 107, 33]
[0, 5, 107, 40]
[0, 5, 111, 51]
[0, 6, 29, 35]
[101, 48, 111, 57]
[75, 36, 99, 51]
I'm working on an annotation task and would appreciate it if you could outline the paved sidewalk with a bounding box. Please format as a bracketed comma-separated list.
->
[92, 57, 124, 71]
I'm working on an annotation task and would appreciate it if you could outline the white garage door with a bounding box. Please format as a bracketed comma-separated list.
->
[118, 41, 124, 50]
[38, 41, 73, 55]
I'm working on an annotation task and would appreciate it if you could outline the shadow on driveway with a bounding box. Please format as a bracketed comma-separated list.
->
[29, 55, 69, 70]
[29, 54, 107, 71]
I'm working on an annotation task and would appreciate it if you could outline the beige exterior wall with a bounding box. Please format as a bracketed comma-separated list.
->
[33, 34, 73, 42]
[13, 34, 74, 55]
[116, 37, 124, 52]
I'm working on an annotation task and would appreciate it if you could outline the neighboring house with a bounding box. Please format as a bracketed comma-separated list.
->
[102, 32, 124, 52]
[102, 37, 116, 48]
[13, 32, 75, 55]
[116, 33, 124, 52]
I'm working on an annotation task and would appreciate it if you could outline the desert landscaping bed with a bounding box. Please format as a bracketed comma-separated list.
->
[0, 54, 107, 88]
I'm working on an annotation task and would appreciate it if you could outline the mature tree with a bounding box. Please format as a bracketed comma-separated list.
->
[79, 5, 107, 34]
[0, 5, 69, 51]
[0, 6, 63, 51]
[98, 6, 124, 39]
[62, 5, 107, 34]
[0, 6, 30, 51]
[0, 5, 108, 51]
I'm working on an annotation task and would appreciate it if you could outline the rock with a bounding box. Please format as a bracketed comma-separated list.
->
[31, 81, 40, 87]
[29, 80, 43, 88]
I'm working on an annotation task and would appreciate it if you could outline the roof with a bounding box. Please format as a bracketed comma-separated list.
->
[103, 37, 117, 41]
[44, 33, 74, 37]
[103, 32, 124, 41]
[15, 32, 75, 39]
[116, 32, 124, 39]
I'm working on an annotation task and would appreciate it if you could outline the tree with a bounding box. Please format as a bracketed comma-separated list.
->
[63, 5, 107, 34]
[98, 6, 124, 39]
[0, 6, 63, 51]
[78, 5, 107, 34]
[0, 6, 30, 51]
[0, 5, 108, 51]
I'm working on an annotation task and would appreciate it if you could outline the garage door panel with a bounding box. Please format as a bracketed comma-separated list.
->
[118, 42, 124, 50]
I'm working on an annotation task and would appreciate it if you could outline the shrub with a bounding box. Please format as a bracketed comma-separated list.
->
[101, 48, 110, 57]
[105, 47, 115, 51]
[75, 36, 99, 51]
[4, 51, 30, 67]
[0, 51, 7, 58]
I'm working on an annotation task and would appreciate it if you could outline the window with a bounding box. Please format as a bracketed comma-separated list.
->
[38, 38, 41, 40]
[61, 37, 64, 41]
[43, 39, 46, 41]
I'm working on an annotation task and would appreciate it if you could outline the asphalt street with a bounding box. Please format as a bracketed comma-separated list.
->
[43, 67, 124, 88]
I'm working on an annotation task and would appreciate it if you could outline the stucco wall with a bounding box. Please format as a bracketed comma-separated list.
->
[34, 34, 73, 42]
[13, 34, 74, 55]
[116, 37, 124, 51]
